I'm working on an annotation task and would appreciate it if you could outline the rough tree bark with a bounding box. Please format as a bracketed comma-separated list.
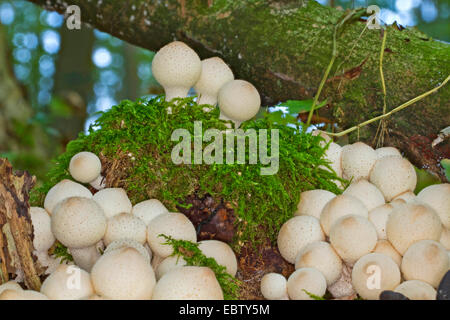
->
[27, 0, 449, 175]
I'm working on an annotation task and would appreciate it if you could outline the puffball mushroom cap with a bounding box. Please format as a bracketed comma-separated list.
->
[295, 241, 343, 286]
[319, 194, 369, 236]
[341, 142, 377, 181]
[69, 243, 102, 272]
[277, 216, 325, 264]
[394, 280, 437, 300]
[329, 215, 378, 264]
[287, 267, 327, 300]
[30, 207, 55, 252]
[417, 183, 450, 229]
[104, 239, 151, 263]
[40, 264, 94, 300]
[260, 273, 288, 300]
[151, 41, 201, 101]
[401, 240, 449, 288]
[369, 156, 417, 201]
[320, 142, 343, 178]
[386, 202, 442, 255]
[368, 204, 394, 240]
[152, 266, 224, 300]
[218, 79, 261, 122]
[393, 191, 416, 203]
[51, 197, 107, 249]
[0, 281, 22, 295]
[198, 240, 237, 276]
[155, 255, 187, 280]
[375, 147, 401, 159]
[44, 179, 92, 215]
[373, 240, 402, 267]
[343, 180, 385, 211]
[132, 199, 169, 225]
[147, 212, 197, 258]
[194, 57, 234, 107]
[92, 188, 132, 219]
[0, 289, 48, 300]
[295, 189, 336, 219]
[69, 151, 101, 184]
[91, 247, 156, 300]
[103, 212, 147, 246]
[351, 253, 401, 300]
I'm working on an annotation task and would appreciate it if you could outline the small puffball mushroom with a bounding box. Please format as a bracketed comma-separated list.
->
[51, 197, 107, 249]
[69, 243, 103, 272]
[152, 266, 224, 300]
[194, 57, 234, 108]
[277, 216, 325, 264]
[91, 247, 156, 300]
[320, 142, 343, 178]
[44, 179, 92, 215]
[394, 280, 437, 300]
[368, 204, 394, 240]
[372, 240, 402, 267]
[401, 240, 449, 288]
[0, 281, 22, 295]
[104, 239, 151, 263]
[218, 79, 261, 128]
[69, 151, 101, 184]
[369, 156, 417, 202]
[341, 142, 377, 181]
[132, 199, 169, 225]
[417, 184, 450, 229]
[287, 267, 327, 300]
[92, 188, 132, 219]
[375, 147, 401, 159]
[329, 215, 377, 265]
[295, 189, 336, 219]
[393, 191, 416, 203]
[155, 255, 187, 280]
[103, 212, 147, 246]
[89, 175, 106, 190]
[351, 253, 401, 300]
[260, 273, 288, 300]
[147, 212, 197, 258]
[198, 240, 237, 276]
[320, 194, 369, 236]
[151, 41, 202, 101]
[440, 228, 450, 250]
[0, 289, 48, 300]
[30, 207, 55, 252]
[343, 180, 385, 211]
[295, 241, 343, 286]
[40, 264, 94, 300]
[386, 203, 442, 255]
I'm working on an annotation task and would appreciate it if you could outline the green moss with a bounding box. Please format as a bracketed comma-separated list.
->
[31, 96, 343, 248]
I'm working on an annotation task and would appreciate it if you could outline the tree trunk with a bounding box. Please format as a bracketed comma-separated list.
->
[27, 0, 450, 175]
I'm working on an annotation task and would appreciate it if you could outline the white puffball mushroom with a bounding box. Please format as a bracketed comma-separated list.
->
[51, 197, 107, 249]
[341, 142, 377, 181]
[320, 142, 343, 178]
[329, 215, 377, 265]
[198, 240, 237, 276]
[89, 175, 106, 191]
[152, 266, 224, 300]
[91, 247, 156, 300]
[368, 204, 394, 240]
[132, 199, 169, 225]
[44, 179, 92, 215]
[401, 240, 449, 288]
[320, 194, 369, 236]
[394, 280, 437, 300]
[351, 253, 401, 300]
[369, 156, 417, 201]
[151, 41, 202, 101]
[218, 79, 261, 128]
[103, 212, 147, 246]
[440, 228, 450, 250]
[386, 203, 442, 255]
[393, 191, 416, 203]
[343, 180, 385, 211]
[69, 243, 103, 272]
[30, 207, 55, 252]
[295, 189, 336, 219]
[295, 241, 343, 286]
[155, 255, 187, 280]
[277, 216, 325, 264]
[40, 264, 94, 300]
[417, 184, 450, 229]
[104, 239, 151, 263]
[0, 289, 48, 300]
[287, 267, 327, 300]
[147, 212, 197, 258]
[92, 188, 132, 219]
[375, 147, 401, 159]
[260, 273, 288, 300]
[372, 240, 402, 267]
[69, 151, 101, 184]
[194, 57, 234, 108]
[0, 281, 22, 295]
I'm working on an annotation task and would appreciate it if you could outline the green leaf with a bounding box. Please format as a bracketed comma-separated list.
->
[414, 166, 441, 194]
[265, 110, 298, 126]
[280, 99, 327, 114]
[302, 289, 325, 300]
[441, 159, 450, 182]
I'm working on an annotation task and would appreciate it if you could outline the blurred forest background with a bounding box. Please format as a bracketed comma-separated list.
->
[0, 0, 449, 183]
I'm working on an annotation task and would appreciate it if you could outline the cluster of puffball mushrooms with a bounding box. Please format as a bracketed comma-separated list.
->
[262, 136, 450, 300]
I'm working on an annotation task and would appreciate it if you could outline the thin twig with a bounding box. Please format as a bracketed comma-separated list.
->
[373, 29, 388, 147]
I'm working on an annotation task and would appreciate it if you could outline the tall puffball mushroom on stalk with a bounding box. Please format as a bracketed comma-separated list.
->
[69, 151, 102, 184]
